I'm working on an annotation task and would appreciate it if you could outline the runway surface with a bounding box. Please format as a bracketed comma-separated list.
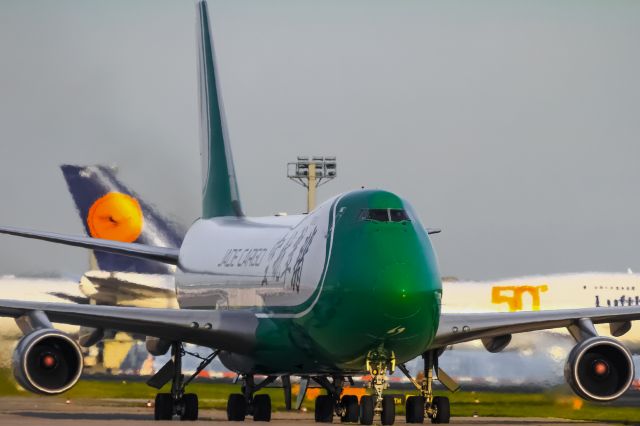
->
[0, 397, 616, 426]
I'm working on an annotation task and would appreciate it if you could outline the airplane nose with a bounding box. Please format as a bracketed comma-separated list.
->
[373, 261, 430, 320]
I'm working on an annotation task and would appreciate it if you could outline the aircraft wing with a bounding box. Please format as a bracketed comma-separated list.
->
[0, 226, 179, 265]
[433, 306, 640, 348]
[0, 299, 257, 354]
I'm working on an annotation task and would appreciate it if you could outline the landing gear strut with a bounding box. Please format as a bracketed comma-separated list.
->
[150, 342, 218, 421]
[227, 374, 277, 422]
[398, 351, 451, 424]
[361, 351, 396, 425]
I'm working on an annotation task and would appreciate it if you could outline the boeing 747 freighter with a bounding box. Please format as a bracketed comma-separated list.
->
[0, 2, 640, 424]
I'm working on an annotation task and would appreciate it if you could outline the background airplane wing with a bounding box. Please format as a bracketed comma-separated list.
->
[0, 299, 257, 354]
[0, 226, 179, 264]
[433, 306, 640, 348]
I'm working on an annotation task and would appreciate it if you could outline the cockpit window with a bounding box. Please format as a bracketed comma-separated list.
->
[389, 209, 410, 222]
[359, 208, 410, 222]
[364, 209, 390, 222]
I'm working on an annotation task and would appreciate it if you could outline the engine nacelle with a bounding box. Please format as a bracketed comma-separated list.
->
[565, 336, 634, 402]
[12, 328, 83, 395]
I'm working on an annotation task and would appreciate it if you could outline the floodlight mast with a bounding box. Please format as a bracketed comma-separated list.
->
[287, 156, 337, 213]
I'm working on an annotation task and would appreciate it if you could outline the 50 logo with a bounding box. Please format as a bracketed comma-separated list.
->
[491, 285, 548, 312]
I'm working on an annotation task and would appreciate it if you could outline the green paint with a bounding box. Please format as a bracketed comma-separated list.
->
[197, 2, 243, 218]
[251, 190, 442, 374]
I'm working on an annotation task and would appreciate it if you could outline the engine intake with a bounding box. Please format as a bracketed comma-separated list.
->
[12, 328, 83, 395]
[565, 336, 634, 402]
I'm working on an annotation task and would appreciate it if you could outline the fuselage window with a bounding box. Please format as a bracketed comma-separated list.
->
[360, 209, 411, 223]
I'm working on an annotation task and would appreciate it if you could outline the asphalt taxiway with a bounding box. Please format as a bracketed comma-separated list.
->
[0, 397, 617, 425]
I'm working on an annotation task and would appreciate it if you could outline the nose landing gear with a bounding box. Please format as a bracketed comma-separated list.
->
[359, 351, 396, 425]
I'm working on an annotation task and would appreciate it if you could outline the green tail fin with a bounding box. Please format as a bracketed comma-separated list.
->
[196, 0, 243, 218]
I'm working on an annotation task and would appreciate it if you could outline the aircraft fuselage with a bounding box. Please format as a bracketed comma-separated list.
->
[176, 189, 442, 374]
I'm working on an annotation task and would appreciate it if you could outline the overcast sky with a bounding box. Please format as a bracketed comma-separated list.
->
[0, 0, 639, 280]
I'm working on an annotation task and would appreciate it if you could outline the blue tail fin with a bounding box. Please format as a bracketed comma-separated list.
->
[61, 165, 184, 274]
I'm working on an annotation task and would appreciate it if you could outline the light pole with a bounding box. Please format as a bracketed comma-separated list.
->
[287, 156, 337, 213]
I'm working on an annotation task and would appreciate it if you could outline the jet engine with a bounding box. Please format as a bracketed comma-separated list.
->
[565, 336, 634, 402]
[12, 328, 83, 395]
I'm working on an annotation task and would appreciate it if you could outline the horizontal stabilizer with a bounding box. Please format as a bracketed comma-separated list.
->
[80, 270, 177, 308]
[0, 226, 179, 265]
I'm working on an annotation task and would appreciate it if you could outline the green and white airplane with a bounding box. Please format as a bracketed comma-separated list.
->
[1, 1, 640, 424]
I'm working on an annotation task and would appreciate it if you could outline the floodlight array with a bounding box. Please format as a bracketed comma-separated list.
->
[287, 156, 337, 188]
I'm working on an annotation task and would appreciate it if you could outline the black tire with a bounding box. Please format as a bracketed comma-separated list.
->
[253, 394, 272, 422]
[358, 395, 374, 426]
[314, 395, 334, 423]
[180, 393, 198, 421]
[406, 396, 425, 424]
[381, 395, 395, 426]
[431, 396, 450, 424]
[340, 395, 359, 423]
[154, 393, 173, 420]
[227, 393, 247, 421]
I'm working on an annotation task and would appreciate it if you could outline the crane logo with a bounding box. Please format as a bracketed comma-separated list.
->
[491, 285, 548, 312]
[87, 192, 143, 243]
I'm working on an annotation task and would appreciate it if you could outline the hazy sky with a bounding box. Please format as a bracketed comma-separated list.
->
[0, 0, 639, 280]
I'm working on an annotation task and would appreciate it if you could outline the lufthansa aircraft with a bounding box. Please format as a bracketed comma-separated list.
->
[2, 1, 640, 424]
[443, 273, 640, 351]
[61, 164, 182, 309]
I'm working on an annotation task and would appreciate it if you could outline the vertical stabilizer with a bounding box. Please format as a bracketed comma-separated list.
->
[61, 165, 184, 274]
[196, 0, 243, 218]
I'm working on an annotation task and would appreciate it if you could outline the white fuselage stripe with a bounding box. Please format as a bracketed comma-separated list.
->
[255, 193, 345, 319]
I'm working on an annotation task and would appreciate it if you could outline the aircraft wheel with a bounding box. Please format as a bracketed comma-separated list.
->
[154, 393, 173, 420]
[180, 393, 198, 421]
[314, 395, 333, 423]
[405, 396, 425, 424]
[340, 395, 359, 423]
[381, 395, 395, 425]
[227, 393, 247, 421]
[358, 395, 374, 425]
[253, 394, 272, 422]
[430, 396, 450, 424]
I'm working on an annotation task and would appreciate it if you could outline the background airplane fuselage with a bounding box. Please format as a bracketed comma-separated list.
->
[0, 276, 83, 337]
[176, 189, 442, 374]
[0, 276, 83, 366]
[442, 273, 640, 350]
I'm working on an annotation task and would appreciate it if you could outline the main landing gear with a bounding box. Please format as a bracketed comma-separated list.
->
[311, 376, 359, 424]
[148, 342, 219, 421]
[227, 374, 279, 421]
[398, 351, 452, 424]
